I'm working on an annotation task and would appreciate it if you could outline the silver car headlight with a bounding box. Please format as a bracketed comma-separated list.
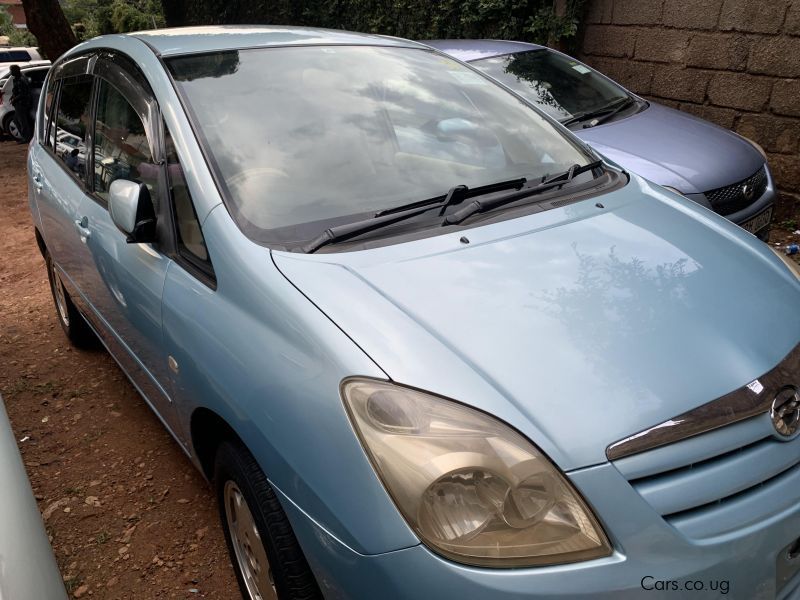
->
[342, 378, 612, 567]
[769, 246, 800, 280]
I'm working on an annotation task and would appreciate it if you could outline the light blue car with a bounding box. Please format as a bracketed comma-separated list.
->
[27, 26, 800, 600]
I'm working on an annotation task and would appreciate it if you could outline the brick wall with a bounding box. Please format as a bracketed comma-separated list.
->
[579, 0, 800, 202]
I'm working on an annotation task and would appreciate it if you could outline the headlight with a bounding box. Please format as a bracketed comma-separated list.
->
[740, 135, 768, 161]
[769, 246, 800, 280]
[342, 378, 612, 567]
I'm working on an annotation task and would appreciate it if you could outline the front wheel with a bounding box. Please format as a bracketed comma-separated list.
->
[214, 441, 322, 600]
[45, 251, 97, 348]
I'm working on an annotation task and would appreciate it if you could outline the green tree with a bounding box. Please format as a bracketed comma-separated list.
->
[20, 0, 77, 59]
[63, 0, 165, 41]
[159, 0, 586, 47]
[0, 6, 37, 46]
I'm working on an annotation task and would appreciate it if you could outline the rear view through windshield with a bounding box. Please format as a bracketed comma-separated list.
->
[470, 50, 631, 122]
[168, 45, 590, 246]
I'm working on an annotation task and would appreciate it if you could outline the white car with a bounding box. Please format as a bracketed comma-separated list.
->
[55, 129, 87, 174]
[0, 60, 50, 139]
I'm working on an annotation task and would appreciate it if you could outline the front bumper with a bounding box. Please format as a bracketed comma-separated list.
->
[275, 461, 800, 599]
[687, 163, 776, 241]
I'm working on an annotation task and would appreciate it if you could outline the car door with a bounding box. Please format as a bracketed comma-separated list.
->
[159, 124, 217, 448]
[73, 55, 179, 436]
[30, 57, 94, 297]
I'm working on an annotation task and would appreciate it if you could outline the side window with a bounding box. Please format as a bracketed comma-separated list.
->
[55, 77, 92, 181]
[42, 78, 58, 148]
[165, 127, 209, 264]
[28, 69, 47, 88]
[93, 79, 159, 206]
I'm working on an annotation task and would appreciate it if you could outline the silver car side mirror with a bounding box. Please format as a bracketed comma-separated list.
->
[109, 179, 156, 244]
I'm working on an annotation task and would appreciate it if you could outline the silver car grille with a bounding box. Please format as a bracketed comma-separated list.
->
[609, 344, 800, 539]
[617, 420, 800, 539]
[705, 165, 767, 216]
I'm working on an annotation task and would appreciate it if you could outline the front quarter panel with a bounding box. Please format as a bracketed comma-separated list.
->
[161, 205, 419, 555]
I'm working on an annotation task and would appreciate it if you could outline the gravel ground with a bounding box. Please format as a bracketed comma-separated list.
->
[0, 138, 239, 598]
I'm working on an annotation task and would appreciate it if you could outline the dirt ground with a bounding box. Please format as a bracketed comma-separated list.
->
[0, 139, 239, 597]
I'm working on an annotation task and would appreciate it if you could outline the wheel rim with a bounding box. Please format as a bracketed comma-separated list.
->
[48, 259, 70, 327]
[224, 481, 277, 600]
[7, 118, 21, 140]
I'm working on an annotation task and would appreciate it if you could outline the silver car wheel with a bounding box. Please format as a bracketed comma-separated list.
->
[48, 259, 70, 327]
[224, 480, 277, 600]
[7, 118, 21, 140]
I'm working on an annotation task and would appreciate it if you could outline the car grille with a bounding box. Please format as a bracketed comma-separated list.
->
[704, 166, 767, 216]
[613, 415, 800, 539]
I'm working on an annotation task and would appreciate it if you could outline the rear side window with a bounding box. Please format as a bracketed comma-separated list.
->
[93, 79, 159, 207]
[0, 51, 32, 62]
[55, 77, 92, 181]
[27, 69, 47, 86]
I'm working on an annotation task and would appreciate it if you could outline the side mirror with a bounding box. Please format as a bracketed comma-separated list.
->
[109, 179, 156, 244]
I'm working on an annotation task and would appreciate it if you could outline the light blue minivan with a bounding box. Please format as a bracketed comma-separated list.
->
[28, 26, 800, 599]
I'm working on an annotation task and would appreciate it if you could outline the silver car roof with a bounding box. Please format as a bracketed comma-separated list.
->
[127, 25, 427, 57]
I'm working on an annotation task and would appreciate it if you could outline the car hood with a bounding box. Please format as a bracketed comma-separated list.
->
[576, 103, 764, 194]
[274, 177, 800, 470]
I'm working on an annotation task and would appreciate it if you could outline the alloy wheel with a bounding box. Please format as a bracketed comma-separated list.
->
[224, 480, 277, 600]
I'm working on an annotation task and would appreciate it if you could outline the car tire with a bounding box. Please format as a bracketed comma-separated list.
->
[44, 251, 97, 348]
[2, 112, 19, 140]
[214, 440, 322, 600]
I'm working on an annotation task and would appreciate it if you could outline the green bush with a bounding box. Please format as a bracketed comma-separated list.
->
[173, 0, 585, 45]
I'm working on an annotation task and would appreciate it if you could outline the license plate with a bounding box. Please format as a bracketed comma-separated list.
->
[740, 207, 773, 235]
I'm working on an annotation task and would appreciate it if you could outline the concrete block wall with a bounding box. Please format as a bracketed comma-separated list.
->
[579, 0, 800, 199]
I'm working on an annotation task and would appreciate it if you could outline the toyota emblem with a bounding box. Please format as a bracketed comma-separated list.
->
[771, 386, 800, 437]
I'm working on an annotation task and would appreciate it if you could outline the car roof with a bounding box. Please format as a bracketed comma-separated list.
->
[422, 39, 545, 62]
[127, 25, 427, 57]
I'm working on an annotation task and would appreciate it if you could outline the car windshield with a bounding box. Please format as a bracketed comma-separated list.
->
[167, 45, 591, 246]
[470, 50, 632, 123]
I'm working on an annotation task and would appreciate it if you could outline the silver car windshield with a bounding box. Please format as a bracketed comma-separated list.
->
[470, 50, 631, 123]
[167, 46, 592, 245]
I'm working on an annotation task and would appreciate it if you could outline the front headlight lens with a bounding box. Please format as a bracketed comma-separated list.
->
[769, 246, 800, 280]
[342, 378, 612, 567]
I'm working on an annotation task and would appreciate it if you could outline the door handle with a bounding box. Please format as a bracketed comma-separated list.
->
[75, 216, 92, 242]
[32, 171, 43, 191]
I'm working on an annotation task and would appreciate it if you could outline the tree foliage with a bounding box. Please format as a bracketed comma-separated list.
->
[63, 0, 165, 41]
[160, 0, 585, 46]
[21, 0, 77, 59]
[0, 6, 37, 46]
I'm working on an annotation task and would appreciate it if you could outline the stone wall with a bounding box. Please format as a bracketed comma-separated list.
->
[579, 0, 800, 201]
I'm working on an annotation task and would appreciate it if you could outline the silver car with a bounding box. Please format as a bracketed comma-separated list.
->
[0, 394, 67, 600]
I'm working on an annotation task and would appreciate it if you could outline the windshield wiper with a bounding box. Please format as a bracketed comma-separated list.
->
[561, 97, 634, 128]
[302, 176, 527, 253]
[442, 160, 604, 226]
